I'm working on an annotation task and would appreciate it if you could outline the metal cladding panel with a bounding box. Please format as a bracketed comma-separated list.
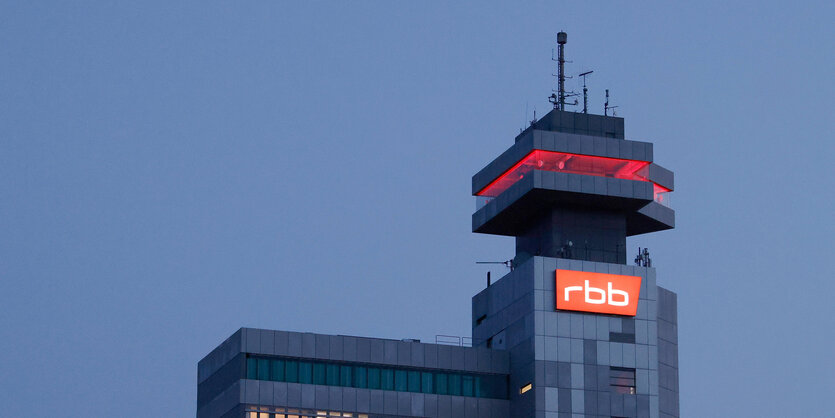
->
[628, 201, 676, 236]
[648, 163, 675, 191]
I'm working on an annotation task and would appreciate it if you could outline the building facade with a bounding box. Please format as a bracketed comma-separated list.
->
[197, 108, 679, 418]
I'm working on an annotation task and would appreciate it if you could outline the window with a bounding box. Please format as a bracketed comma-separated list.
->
[297, 362, 312, 384]
[257, 359, 270, 381]
[609, 367, 636, 394]
[271, 359, 285, 381]
[435, 373, 448, 395]
[609, 332, 636, 344]
[326, 364, 339, 386]
[408, 371, 421, 392]
[394, 370, 408, 391]
[246, 358, 257, 379]
[448, 374, 462, 396]
[380, 368, 394, 391]
[367, 367, 381, 389]
[462, 375, 474, 397]
[285, 361, 298, 383]
[313, 363, 326, 385]
[353, 366, 367, 388]
[339, 365, 352, 387]
[421, 372, 433, 394]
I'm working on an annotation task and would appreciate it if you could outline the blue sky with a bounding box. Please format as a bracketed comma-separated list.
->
[1, 1, 833, 416]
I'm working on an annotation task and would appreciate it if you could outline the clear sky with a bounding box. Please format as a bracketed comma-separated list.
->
[1, 1, 833, 417]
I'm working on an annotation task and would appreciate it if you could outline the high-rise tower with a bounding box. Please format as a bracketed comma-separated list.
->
[470, 37, 679, 414]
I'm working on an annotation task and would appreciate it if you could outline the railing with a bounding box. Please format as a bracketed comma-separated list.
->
[435, 335, 473, 347]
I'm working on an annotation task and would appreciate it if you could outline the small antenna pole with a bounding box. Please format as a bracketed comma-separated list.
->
[604, 89, 618, 116]
[579, 70, 593, 114]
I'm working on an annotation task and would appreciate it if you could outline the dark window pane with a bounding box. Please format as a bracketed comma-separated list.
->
[313, 363, 327, 385]
[353, 366, 368, 389]
[381, 368, 395, 391]
[462, 375, 474, 397]
[285, 361, 298, 383]
[394, 370, 408, 392]
[367, 367, 381, 390]
[298, 361, 312, 384]
[448, 374, 462, 396]
[246, 357, 257, 380]
[257, 359, 270, 381]
[421, 372, 433, 394]
[271, 359, 285, 382]
[435, 373, 448, 395]
[484, 374, 509, 399]
[340, 365, 352, 387]
[408, 371, 421, 392]
[326, 364, 340, 386]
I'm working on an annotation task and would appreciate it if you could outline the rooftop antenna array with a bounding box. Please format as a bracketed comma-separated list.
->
[604, 89, 618, 116]
[549, 31, 578, 110]
[579, 70, 593, 114]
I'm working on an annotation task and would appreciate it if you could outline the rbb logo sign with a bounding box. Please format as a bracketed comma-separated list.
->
[555, 270, 642, 316]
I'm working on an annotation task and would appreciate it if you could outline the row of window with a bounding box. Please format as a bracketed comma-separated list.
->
[245, 355, 508, 399]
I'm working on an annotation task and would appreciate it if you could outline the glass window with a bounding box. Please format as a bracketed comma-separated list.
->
[462, 375, 474, 397]
[246, 357, 258, 379]
[353, 366, 368, 389]
[257, 358, 270, 381]
[381, 368, 394, 391]
[609, 367, 636, 394]
[298, 361, 312, 384]
[448, 374, 462, 396]
[421, 372, 433, 394]
[435, 373, 448, 395]
[367, 367, 381, 390]
[408, 371, 421, 392]
[394, 370, 408, 392]
[271, 359, 285, 382]
[474, 376, 484, 398]
[340, 365, 352, 387]
[326, 364, 340, 386]
[285, 361, 298, 383]
[313, 363, 327, 385]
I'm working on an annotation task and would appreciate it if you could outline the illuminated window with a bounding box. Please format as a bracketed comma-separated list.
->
[476, 150, 671, 205]
[520, 382, 532, 394]
[610, 367, 636, 394]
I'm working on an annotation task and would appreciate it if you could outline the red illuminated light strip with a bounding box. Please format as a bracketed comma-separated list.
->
[477, 150, 669, 199]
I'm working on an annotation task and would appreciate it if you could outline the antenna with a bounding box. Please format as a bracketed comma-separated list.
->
[604, 89, 619, 116]
[549, 31, 579, 111]
[476, 260, 514, 271]
[579, 70, 593, 114]
[556, 31, 567, 110]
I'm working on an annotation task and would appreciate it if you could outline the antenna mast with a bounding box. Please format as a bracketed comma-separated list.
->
[548, 31, 578, 111]
[579, 70, 593, 114]
[604, 89, 618, 116]
[556, 32, 567, 110]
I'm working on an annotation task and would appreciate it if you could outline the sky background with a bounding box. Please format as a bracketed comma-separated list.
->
[1, 1, 833, 417]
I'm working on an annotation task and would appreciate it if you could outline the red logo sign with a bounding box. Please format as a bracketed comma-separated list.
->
[555, 269, 641, 316]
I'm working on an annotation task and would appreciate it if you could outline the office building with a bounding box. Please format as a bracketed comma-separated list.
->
[197, 34, 679, 418]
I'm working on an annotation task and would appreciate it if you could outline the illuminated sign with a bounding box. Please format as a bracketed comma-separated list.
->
[555, 269, 641, 316]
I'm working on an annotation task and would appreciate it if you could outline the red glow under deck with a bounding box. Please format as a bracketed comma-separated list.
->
[477, 150, 671, 200]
